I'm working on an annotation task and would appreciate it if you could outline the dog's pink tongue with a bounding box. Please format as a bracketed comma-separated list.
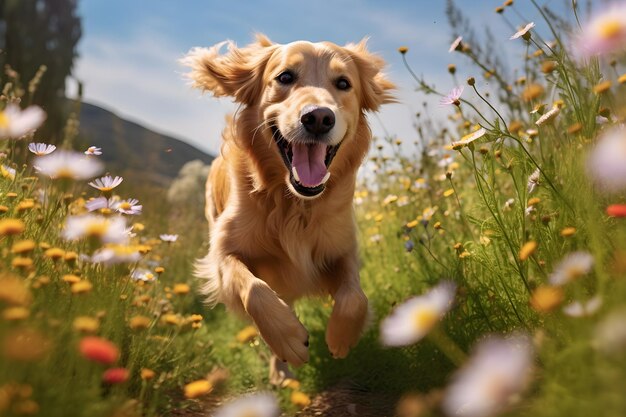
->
[292, 143, 327, 187]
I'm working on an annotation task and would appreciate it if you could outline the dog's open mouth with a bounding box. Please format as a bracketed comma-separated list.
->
[272, 126, 340, 197]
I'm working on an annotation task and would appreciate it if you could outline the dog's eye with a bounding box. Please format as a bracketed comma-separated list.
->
[336, 77, 351, 91]
[276, 71, 296, 85]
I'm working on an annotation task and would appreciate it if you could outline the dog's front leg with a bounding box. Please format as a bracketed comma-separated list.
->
[324, 253, 369, 359]
[220, 254, 310, 366]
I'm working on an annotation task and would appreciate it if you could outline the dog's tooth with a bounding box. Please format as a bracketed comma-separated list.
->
[292, 167, 300, 182]
[321, 171, 331, 184]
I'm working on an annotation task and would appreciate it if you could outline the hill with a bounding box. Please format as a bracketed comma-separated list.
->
[77, 101, 214, 186]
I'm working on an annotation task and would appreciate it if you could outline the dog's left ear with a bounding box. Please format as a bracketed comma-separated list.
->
[344, 38, 396, 112]
[182, 34, 276, 105]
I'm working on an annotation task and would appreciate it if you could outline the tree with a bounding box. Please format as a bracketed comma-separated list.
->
[0, 0, 81, 143]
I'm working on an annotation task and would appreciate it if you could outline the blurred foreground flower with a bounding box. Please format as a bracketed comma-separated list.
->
[102, 368, 129, 384]
[78, 336, 119, 365]
[588, 125, 626, 193]
[213, 392, 280, 417]
[28, 142, 56, 156]
[563, 296, 602, 317]
[184, 380, 213, 399]
[35, 151, 103, 180]
[607, 204, 626, 217]
[548, 251, 594, 286]
[0, 104, 46, 138]
[594, 308, 626, 355]
[62, 214, 128, 244]
[381, 281, 456, 346]
[576, 4, 626, 57]
[442, 335, 533, 417]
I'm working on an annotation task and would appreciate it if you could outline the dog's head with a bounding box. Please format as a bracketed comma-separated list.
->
[183, 34, 394, 199]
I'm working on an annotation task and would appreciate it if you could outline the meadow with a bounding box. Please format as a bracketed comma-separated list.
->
[1, 2, 626, 416]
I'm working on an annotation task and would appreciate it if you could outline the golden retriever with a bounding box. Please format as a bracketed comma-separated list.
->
[183, 34, 393, 380]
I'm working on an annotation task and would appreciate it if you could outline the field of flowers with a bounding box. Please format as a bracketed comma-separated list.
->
[1, 1, 626, 417]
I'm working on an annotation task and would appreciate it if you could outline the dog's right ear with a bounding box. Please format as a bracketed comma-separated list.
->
[182, 34, 276, 105]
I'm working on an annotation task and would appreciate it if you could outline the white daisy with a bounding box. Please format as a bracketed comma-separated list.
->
[89, 175, 123, 192]
[85, 146, 102, 156]
[111, 198, 142, 215]
[451, 128, 487, 149]
[62, 214, 128, 244]
[0, 104, 46, 138]
[213, 392, 280, 417]
[85, 197, 110, 212]
[449, 36, 463, 53]
[510, 22, 536, 40]
[440, 86, 464, 106]
[28, 142, 56, 156]
[563, 296, 603, 317]
[380, 281, 456, 347]
[549, 251, 594, 286]
[91, 245, 142, 265]
[535, 106, 560, 126]
[131, 268, 156, 282]
[35, 151, 103, 180]
[442, 334, 533, 417]
[159, 234, 178, 242]
[587, 124, 626, 193]
[527, 168, 541, 194]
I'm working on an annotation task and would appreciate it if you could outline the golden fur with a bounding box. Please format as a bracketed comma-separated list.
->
[183, 34, 394, 368]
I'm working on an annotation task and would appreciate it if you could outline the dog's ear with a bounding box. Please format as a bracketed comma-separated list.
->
[344, 38, 395, 112]
[182, 34, 276, 105]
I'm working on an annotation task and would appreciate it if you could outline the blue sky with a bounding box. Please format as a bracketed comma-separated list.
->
[70, 0, 570, 155]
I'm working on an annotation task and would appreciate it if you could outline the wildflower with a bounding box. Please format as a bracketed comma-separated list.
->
[2, 328, 50, 361]
[440, 86, 464, 107]
[443, 189, 455, 197]
[84, 146, 102, 156]
[102, 368, 129, 384]
[11, 257, 33, 269]
[3, 306, 30, 321]
[184, 380, 213, 399]
[404, 240, 414, 252]
[560, 227, 577, 237]
[78, 336, 119, 365]
[0, 104, 46, 138]
[11, 240, 36, 255]
[541, 60, 557, 73]
[73, 316, 100, 333]
[452, 128, 487, 149]
[212, 392, 280, 417]
[159, 234, 178, 242]
[90, 245, 141, 265]
[141, 368, 156, 380]
[510, 22, 535, 41]
[44, 247, 65, 261]
[291, 391, 311, 408]
[129, 315, 151, 330]
[173, 283, 191, 295]
[71, 280, 93, 294]
[398, 46, 408, 54]
[521, 84, 545, 102]
[535, 106, 560, 126]
[111, 198, 142, 215]
[89, 175, 123, 194]
[527, 168, 540, 194]
[161, 314, 181, 326]
[607, 204, 626, 217]
[549, 251, 594, 286]
[35, 151, 103, 180]
[62, 214, 128, 244]
[530, 285, 564, 312]
[236, 325, 258, 343]
[1, 164, 15, 180]
[380, 281, 455, 346]
[0, 274, 32, 306]
[576, 4, 626, 57]
[594, 308, 626, 355]
[588, 125, 626, 193]
[27, 143, 56, 156]
[448, 64, 456, 74]
[0, 219, 25, 236]
[383, 194, 398, 205]
[449, 36, 463, 53]
[442, 335, 533, 417]
[131, 269, 155, 282]
[563, 296, 603, 317]
[85, 196, 109, 212]
[519, 241, 537, 261]
[593, 80, 612, 94]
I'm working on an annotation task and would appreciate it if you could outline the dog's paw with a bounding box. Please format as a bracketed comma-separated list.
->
[244, 281, 309, 366]
[326, 288, 369, 359]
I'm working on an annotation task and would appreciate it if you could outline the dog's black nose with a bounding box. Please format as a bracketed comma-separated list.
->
[300, 106, 335, 135]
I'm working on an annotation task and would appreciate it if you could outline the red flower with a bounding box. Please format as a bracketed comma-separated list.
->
[78, 336, 119, 365]
[607, 204, 626, 218]
[102, 367, 129, 384]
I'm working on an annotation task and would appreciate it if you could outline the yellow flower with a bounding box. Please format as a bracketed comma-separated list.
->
[73, 316, 100, 333]
[290, 391, 312, 408]
[161, 314, 181, 326]
[129, 315, 151, 330]
[282, 378, 301, 390]
[398, 46, 409, 54]
[189, 314, 203, 323]
[11, 240, 36, 255]
[64, 251, 78, 264]
[0, 205, 8, 213]
[443, 189, 455, 197]
[140, 368, 156, 380]
[527, 197, 541, 206]
[71, 280, 93, 294]
[173, 283, 191, 295]
[567, 122, 583, 135]
[0, 218, 25, 236]
[62, 274, 81, 284]
[0, 274, 31, 306]
[2, 307, 30, 321]
[16, 200, 35, 212]
[530, 285, 563, 312]
[593, 80, 612, 94]
[521, 83, 544, 102]
[183, 380, 213, 399]
[406, 220, 419, 229]
[236, 325, 258, 343]
[618, 73, 626, 84]
[519, 241, 538, 261]
[11, 257, 33, 269]
[560, 227, 576, 237]
[154, 266, 165, 274]
[44, 247, 65, 261]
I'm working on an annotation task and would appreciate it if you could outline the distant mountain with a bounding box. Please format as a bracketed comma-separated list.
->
[77, 101, 214, 186]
